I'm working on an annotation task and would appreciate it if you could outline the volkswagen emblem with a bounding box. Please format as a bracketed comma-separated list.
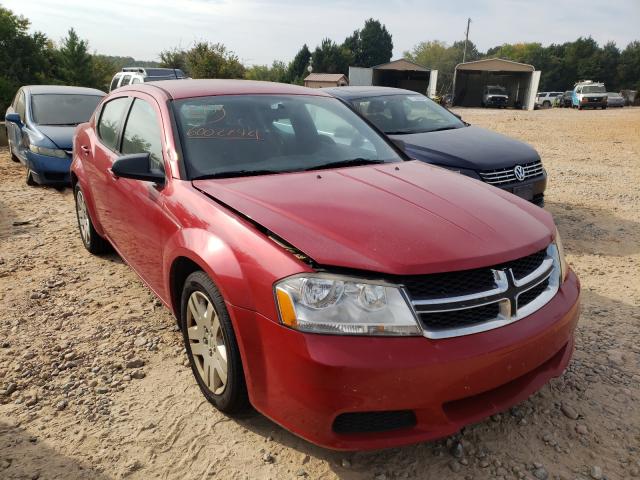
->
[514, 165, 526, 181]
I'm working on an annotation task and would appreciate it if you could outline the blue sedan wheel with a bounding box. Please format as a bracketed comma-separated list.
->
[26, 169, 36, 186]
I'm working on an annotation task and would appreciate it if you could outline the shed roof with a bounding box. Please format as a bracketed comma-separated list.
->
[373, 58, 429, 72]
[456, 58, 534, 72]
[304, 73, 348, 82]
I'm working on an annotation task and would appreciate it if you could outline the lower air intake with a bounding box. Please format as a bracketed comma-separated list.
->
[332, 410, 417, 434]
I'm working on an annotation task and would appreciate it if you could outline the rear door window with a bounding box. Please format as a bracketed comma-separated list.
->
[121, 98, 164, 172]
[97, 97, 130, 150]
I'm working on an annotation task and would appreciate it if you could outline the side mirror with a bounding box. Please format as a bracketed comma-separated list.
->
[111, 153, 165, 184]
[5, 112, 22, 126]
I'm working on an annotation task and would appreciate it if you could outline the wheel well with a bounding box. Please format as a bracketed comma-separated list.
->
[170, 256, 204, 321]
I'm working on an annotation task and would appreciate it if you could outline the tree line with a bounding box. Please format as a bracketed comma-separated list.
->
[1, 4, 638, 114]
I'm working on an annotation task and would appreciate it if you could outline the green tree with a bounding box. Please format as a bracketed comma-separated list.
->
[619, 41, 640, 91]
[90, 55, 118, 91]
[57, 28, 94, 86]
[404, 40, 474, 94]
[312, 38, 352, 75]
[286, 44, 311, 84]
[357, 19, 393, 66]
[159, 48, 188, 72]
[0, 6, 50, 110]
[341, 19, 393, 67]
[184, 42, 245, 79]
[245, 60, 288, 83]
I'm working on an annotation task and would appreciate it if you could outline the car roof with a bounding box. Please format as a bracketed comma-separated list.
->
[24, 85, 106, 96]
[322, 86, 421, 100]
[118, 79, 331, 99]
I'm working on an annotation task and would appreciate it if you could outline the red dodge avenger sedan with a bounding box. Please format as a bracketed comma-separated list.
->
[71, 80, 580, 450]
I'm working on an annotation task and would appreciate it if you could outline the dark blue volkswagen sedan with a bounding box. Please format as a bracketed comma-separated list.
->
[5, 85, 105, 186]
[325, 87, 547, 206]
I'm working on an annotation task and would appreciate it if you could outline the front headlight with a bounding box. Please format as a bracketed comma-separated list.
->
[29, 145, 67, 158]
[553, 229, 569, 283]
[274, 274, 421, 336]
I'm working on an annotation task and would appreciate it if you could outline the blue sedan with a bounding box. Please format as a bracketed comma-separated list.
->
[5, 85, 105, 186]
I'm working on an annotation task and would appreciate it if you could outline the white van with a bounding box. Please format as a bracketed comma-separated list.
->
[109, 67, 188, 92]
[572, 81, 607, 110]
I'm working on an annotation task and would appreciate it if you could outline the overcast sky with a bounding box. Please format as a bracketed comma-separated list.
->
[4, 0, 639, 65]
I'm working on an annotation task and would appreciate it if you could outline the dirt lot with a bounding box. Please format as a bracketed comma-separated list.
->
[1, 107, 639, 480]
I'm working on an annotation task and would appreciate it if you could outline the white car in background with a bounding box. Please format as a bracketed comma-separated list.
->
[535, 92, 563, 109]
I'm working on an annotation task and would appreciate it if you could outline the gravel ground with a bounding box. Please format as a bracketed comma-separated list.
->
[1, 107, 639, 480]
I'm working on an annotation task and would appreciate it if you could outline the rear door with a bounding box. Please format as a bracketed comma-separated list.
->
[86, 96, 132, 228]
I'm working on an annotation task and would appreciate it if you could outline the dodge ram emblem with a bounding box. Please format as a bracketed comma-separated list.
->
[514, 165, 526, 181]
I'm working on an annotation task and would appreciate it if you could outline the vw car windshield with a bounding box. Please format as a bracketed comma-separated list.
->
[351, 94, 465, 135]
[31, 94, 103, 126]
[173, 95, 403, 179]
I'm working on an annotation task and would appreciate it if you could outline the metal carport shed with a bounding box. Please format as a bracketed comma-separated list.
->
[453, 58, 541, 111]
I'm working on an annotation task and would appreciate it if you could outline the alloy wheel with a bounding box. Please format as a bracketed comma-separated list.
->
[186, 291, 228, 395]
[75, 190, 91, 246]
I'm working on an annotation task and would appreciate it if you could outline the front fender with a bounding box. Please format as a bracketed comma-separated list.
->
[163, 228, 252, 314]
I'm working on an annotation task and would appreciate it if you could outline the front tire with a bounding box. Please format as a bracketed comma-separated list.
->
[7, 136, 19, 162]
[74, 184, 110, 254]
[26, 169, 37, 186]
[181, 271, 249, 414]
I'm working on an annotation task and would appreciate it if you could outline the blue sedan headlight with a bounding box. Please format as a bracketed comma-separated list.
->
[29, 144, 67, 158]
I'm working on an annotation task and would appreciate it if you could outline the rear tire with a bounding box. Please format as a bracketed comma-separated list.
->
[74, 184, 111, 254]
[181, 271, 249, 414]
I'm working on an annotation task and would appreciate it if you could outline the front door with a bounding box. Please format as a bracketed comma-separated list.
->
[104, 95, 176, 299]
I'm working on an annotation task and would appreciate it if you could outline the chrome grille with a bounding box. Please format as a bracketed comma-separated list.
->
[479, 160, 544, 186]
[402, 245, 560, 339]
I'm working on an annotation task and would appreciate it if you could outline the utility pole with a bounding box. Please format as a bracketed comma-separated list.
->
[462, 17, 471, 64]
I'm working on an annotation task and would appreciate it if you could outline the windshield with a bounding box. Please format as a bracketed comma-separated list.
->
[174, 95, 403, 179]
[30, 94, 103, 126]
[582, 85, 605, 94]
[487, 87, 506, 95]
[607, 92, 621, 98]
[350, 94, 464, 135]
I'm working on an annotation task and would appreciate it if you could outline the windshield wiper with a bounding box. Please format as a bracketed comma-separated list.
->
[426, 126, 461, 132]
[304, 158, 386, 171]
[192, 169, 282, 180]
[385, 130, 415, 135]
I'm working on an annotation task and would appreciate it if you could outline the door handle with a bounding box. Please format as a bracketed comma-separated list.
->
[80, 145, 90, 155]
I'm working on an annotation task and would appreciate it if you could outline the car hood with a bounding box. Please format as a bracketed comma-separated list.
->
[36, 125, 75, 150]
[193, 161, 554, 275]
[392, 125, 540, 170]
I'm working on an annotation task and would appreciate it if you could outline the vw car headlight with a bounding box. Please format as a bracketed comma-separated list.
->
[553, 229, 569, 283]
[275, 274, 421, 336]
[29, 145, 67, 158]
